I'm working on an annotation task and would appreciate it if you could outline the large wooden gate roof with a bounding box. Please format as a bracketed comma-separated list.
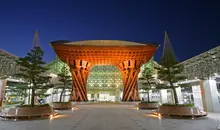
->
[50, 40, 158, 101]
[50, 40, 158, 66]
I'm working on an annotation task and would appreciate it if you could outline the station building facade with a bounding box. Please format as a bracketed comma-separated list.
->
[0, 42, 219, 112]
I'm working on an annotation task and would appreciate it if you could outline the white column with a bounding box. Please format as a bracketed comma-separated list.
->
[175, 87, 182, 104]
[0, 80, 7, 111]
[149, 90, 152, 101]
[160, 89, 168, 104]
[25, 89, 29, 104]
[120, 91, 123, 101]
[200, 79, 220, 112]
[115, 88, 121, 101]
[192, 85, 203, 110]
[45, 88, 53, 103]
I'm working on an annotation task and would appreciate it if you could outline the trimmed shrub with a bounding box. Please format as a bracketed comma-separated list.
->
[16, 104, 50, 108]
[162, 103, 194, 107]
[141, 101, 158, 103]
[52, 102, 71, 104]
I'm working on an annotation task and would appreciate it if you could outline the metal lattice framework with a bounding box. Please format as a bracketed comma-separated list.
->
[179, 46, 220, 80]
[45, 56, 70, 74]
[87, 65, 123, 90]
[0, 49, 21, 79]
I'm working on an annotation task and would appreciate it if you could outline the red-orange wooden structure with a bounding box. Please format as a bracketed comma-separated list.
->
[51, 40, 158, 101]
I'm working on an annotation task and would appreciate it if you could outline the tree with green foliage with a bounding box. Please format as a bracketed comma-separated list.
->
[156, 32, 186, 104]
[56, 64, 72, 102]
[15, 46, 53, 107]
[140, 67, 157, 102]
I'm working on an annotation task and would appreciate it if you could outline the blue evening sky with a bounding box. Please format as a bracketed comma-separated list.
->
[0, 0, 219, 62]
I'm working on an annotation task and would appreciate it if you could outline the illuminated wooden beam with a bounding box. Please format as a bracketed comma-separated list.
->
[51, 40, 158, 102]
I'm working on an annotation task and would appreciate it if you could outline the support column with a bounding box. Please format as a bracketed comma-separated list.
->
[115, 88, 120, 101]
[119, 60, 141, 101]
[160, 89, 168, 104]
[192, 85, 203, 110]
[200, 79, 220, 112]
[175, 87, 182, 104]
[0, 79, 6, 111]
[69, 59, 92, 101]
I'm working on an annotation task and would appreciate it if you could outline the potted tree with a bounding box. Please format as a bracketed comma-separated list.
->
[1, 46, 54, 119]
[154, 32, 207, 117]
[52, 64, 73, 110]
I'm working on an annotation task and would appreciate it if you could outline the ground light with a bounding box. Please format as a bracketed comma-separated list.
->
[158, 113, 161, 119]
[50, 114, 54, 120]
[158, 113, 161, 117]
[50, 112, 59, 120]
[152, 111, 162, 119]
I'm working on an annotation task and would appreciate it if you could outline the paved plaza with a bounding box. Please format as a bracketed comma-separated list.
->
[0, 104, 219, 130]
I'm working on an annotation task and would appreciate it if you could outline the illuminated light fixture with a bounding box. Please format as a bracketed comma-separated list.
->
[136, 107, 139, 110]
[50, 114, 54, 119]
[158, 113, 161, 117]
[214, 73, 217, 76]
[72, 107, 75, 111]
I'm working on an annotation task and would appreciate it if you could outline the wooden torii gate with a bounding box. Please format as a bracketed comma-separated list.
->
[51, 40, 158, 101]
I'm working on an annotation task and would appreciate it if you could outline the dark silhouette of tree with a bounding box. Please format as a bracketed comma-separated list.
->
[56, 64, 72, 102]
[156, 32, 186, 104]
[140, 66, 157, 102]
[15, 46, 53, 107]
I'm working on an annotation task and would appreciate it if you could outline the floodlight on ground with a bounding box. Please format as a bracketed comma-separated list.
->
[50, 114, 54, 119]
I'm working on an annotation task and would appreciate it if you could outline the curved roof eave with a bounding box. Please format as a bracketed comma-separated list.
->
[50, 40, 159, 47]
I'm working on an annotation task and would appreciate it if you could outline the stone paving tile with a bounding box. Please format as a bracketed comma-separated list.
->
[0, 105, 219, 130]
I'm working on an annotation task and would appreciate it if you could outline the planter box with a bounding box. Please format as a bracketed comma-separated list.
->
[0, 106, 53, 118]
[52, 102, 72, 110]
[157, 106, 207, 117]
[138, 102, 159, 109]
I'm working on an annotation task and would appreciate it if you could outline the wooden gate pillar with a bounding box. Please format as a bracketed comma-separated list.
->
[119, 60, 141, 101]
[69, 59, 92, 101]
